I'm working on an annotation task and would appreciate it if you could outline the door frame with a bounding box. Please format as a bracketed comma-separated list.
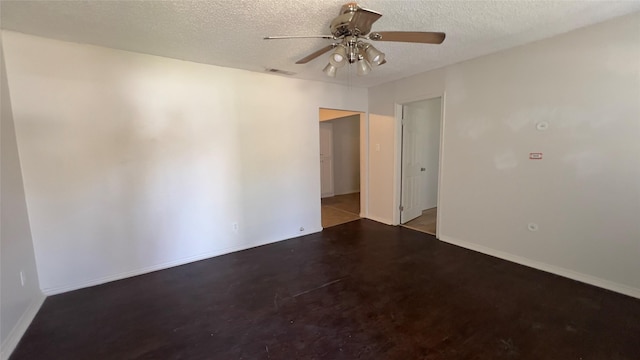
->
[318, 108, 369, 222]
[393, 92, 446, 238]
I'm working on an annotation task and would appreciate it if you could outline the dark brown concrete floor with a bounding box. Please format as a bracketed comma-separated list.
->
[11, 220, 640, 359]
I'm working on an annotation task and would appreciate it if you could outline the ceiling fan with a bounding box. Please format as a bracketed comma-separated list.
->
[264, 2, 445, 77]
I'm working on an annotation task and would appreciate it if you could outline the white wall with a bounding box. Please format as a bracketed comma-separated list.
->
[2, 31, 367, 295]
[330, 115, 360, 195]
[368, 13, 640, 297]
[0, 38, 44, 359]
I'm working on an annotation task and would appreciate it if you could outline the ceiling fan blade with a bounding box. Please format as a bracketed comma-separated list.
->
[349, 7, 382, 36]
[295, 44, 337, 64]
[369, 31, 446, 44]
[264, 35, 334, 40]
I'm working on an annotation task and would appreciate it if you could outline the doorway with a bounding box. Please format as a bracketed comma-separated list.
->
[319, 122, 335, 198]
[399, 97, 442, 236]
[319, 109, 365, 228]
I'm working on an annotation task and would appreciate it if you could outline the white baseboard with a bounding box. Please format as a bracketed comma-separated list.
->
[334, 189, 360, 196]
[365, 215, 394, 226]
[438, 235, 640, 300]
[0, 293, 46, 360]
[42, 229, 323, 296]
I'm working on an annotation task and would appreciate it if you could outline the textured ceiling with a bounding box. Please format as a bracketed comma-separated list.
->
[2, 1, 639, 88]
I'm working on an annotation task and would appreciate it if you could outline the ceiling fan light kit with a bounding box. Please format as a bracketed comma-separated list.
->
[363, 43, 385, 66]
[323, 63, 338, 77]
[264, 2, 445, 78]
[329, 45, 348, 67]
[356, 56, 371, 76]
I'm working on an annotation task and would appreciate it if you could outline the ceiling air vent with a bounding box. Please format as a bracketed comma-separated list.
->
[265, 68, 296, 76]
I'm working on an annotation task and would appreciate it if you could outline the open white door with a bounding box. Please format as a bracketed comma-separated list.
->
[319, 122, 334, 198]
[400, 104, 427, 223]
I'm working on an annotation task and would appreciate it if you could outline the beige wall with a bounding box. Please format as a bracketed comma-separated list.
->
[367, 113, 396, 224]
[368, 13, 640, 297]
[319, 109, 361, 122]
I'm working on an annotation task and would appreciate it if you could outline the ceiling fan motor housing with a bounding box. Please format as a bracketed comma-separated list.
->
[330, 2, 381, 38]
[330, 10, 357, 37]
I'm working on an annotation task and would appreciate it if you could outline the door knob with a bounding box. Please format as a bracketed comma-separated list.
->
[421, 167, 426, 171]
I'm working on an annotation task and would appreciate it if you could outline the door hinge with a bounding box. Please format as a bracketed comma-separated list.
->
[399, 205, 404, 211]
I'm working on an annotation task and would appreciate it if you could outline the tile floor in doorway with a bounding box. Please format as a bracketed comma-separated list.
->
[403, 207, 437, 235]
[321, 192, 360, 228]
